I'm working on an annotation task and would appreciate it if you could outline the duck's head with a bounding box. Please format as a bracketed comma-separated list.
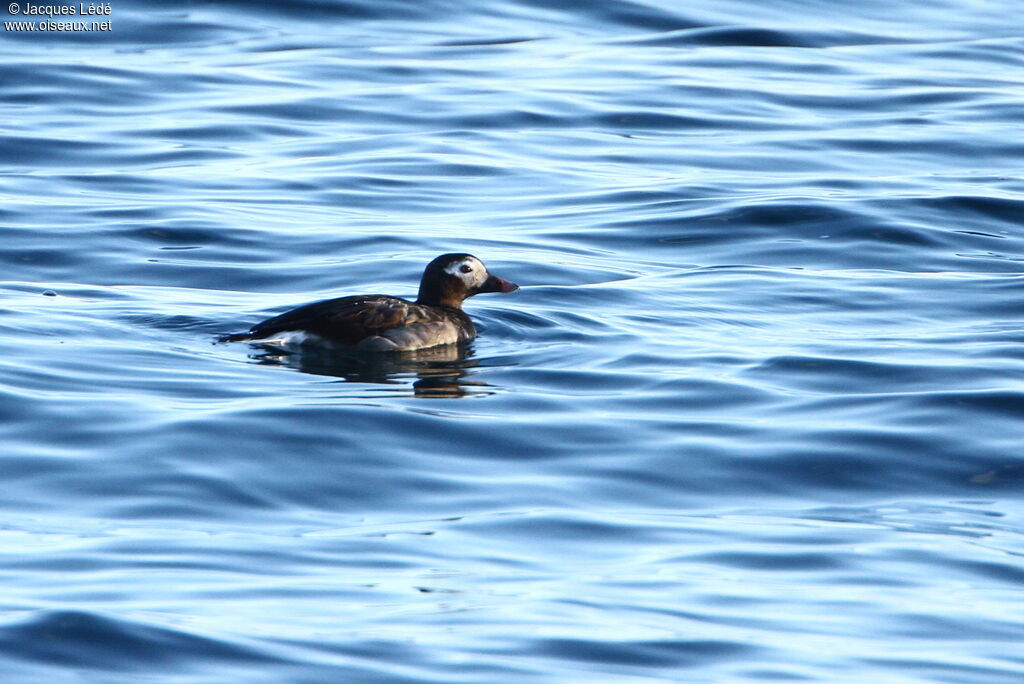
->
[417, 253, 518, 308]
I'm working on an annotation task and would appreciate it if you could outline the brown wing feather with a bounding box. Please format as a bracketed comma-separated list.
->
[245, 295, 436, 345]
[336, 299, 409, 329]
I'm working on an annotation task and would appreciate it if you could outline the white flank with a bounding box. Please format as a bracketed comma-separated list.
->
[256, 330, 325, 346]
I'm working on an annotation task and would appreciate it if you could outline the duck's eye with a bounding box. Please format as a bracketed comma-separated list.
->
[460, 264, 473, 274]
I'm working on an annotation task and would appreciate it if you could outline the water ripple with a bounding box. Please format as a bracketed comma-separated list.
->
[3, 0, 1024, 681]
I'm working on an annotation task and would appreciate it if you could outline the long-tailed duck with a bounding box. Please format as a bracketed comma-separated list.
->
[218, 253, 518, 351]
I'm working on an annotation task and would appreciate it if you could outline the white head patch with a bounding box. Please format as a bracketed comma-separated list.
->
[444, 256, 487, 288]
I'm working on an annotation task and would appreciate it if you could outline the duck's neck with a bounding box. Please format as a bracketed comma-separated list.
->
[417, 294, 464, 309]
[417, 278, 464, 309]
[417, 296, 462, 311]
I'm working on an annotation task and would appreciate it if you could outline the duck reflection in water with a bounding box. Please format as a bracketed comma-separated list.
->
[249, 341, 491, 398]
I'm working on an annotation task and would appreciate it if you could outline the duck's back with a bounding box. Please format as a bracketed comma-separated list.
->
[222, 295, 475, 350]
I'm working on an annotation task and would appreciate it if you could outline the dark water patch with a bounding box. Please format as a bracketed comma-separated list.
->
[532, 637, 756, 668]
[325, 159, 511, 180]
[586, 110, 769, 132]
[938, 557, 1024, 587]
[512, 0, 700, 33]
[0, 135, 116, 167]
[829, 135, 1024, 162]
[459, 511, 665, 548]
[129, 123, 290, 143]
[0, 62, 205, 109]
[617, 25, 901, 48]
[745, 355, 1003, 394]
[688, 550, 844, 571]
[0, 610, 281, 670]
[8, 245, 84, 271]
[911, 390, 1024, 421]
[53, 172, 169, 194]
[765, 84, 990, 114]
[127, 312, 236, 331]
[0, 134, 242, 170]
[902, 194, 1024, 225]
[435, 36, 543, 48]
[109, 223, 270, 252]
[603, 201, 866, 241]
[637, 376, 781, 411]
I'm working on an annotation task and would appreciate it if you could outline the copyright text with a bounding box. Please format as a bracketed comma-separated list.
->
[5, 3, 112, 31]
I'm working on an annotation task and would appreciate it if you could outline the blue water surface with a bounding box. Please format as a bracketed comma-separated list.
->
[2, 0, 1024, 682]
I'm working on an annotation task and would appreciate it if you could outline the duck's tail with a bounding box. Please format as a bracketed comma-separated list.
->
[217, 331, 254, 343]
